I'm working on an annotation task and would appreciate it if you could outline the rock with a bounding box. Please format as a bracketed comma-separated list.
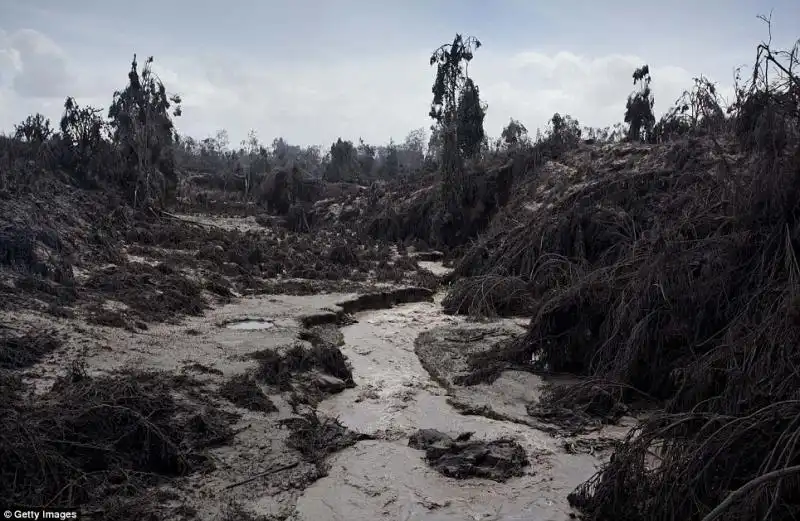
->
[408, 429, 529, 482]
[313, 373, 347, 393]
[409, 428, 452, 449]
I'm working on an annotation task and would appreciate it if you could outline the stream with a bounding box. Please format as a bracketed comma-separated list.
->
[292, 295, 609, 521]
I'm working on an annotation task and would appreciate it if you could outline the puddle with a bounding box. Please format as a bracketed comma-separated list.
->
[293, 293, 613, 521]
[225, 319, 275, 330]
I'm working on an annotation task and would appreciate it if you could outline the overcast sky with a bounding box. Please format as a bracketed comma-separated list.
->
[1, 0, 798, 148]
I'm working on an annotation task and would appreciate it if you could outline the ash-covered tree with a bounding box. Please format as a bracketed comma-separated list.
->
[501, 118, 529, 150]
[624, 64, 655, 142]
[404, 128, 428, 157]
[429, 33, 482, 212]
[652, 76, 726, 142]
[456, 78, 486, 159]
[271, 138, 323, 175]
[190, 129, 234, 175]
[238, 129, 270, 201]
[14, 114, 53, 143]
[59, 98, 108, 184]
[357, 138, 376, 180]
[401, 128, 427, 172]
[271, 137, 291, 164]
[324, 138, 360, 183]
[108, 54, 182, 207]
[426, 124, 444, 167]
[382, 139, 400, 178]
[548, 113, 582, 149]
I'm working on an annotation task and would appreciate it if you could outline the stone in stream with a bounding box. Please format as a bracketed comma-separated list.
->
[408, 428, 529, 482]
[312, 373, 348, 393]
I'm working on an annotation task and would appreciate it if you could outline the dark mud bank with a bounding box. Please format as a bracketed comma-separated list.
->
[300, 286, 434, 327]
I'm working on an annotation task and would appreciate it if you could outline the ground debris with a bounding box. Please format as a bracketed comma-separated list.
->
[442, 275, 533, 317]
[561, 437, 620, 456]
[526, 380, 633, 436]
[252, 341, 354, 401]
[281, 412, 372, 473]
[0, 367, 236, 510]
[219, 374, 278, 413]
[0, 326, 62, 369]
[408, 428, 528, 482]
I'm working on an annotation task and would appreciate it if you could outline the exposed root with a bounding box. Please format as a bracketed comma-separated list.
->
[527, 380, 635, 436]
[280, 412, 370, 474]
[443, 275, 533, 317]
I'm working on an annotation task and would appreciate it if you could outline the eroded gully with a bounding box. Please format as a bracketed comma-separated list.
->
[292, 292, 616, 521]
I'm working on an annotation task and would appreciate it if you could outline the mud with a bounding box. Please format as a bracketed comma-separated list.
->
[412, 251, 444, 262]
[2, 207, 629, 519]
[295, 293, 630, 521]
[414, 324, 528, 389]
[1, 290, 361, 518]
[1, 272, 458, 519]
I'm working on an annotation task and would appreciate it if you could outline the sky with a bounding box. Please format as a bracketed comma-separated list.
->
[1, 0, 798, 149]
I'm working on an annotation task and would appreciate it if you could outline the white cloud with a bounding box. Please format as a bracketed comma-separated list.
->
[0, 31, 21, 86]
[0, 30, 733, 147]
[475, 51, 698, 134]
[4, 29, 74, 98]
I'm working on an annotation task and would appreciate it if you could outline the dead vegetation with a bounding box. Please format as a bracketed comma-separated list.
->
[408, 428, 529, 482]
[3, 18, 797, 521]
[0, 171, 439, 325]
[252, 341, 355, 402]
[281, 412, 369, 473]
[219, 374, 278, 413]
[0, 366, 236, 510]
[1, 104, 441, 327]
[0, 327, 62, 369]
[441, 34, 800, 520]
[442, 275, 533, 317]
[526, 380, 635, 436]
[356, 158, 518, 250]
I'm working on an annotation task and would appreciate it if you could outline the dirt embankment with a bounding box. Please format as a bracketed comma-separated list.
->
[310, 155, 528, 252]
[439, 58, 800, 518]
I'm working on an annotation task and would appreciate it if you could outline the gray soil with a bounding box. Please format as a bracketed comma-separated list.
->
[294, 293, 632, 521]
[6, 216, 632, 520]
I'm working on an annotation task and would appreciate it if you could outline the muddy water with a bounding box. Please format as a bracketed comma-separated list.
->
[293, 296, 607, 521]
